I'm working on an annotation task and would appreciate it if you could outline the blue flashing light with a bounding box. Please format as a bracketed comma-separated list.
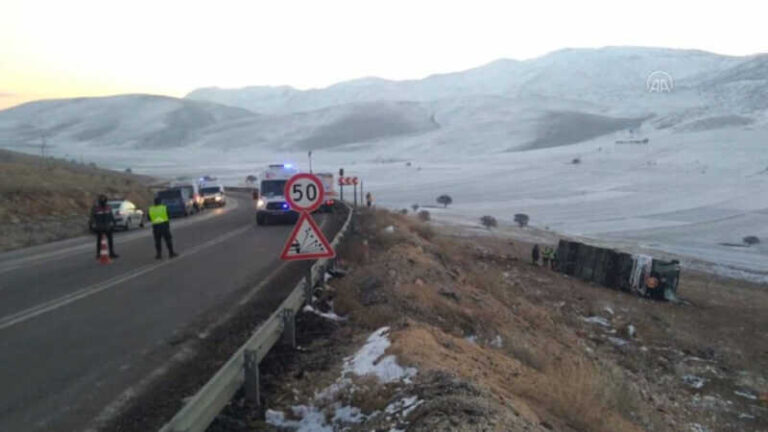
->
[284, 163, 293, 168]
[282, 203, 289, 209]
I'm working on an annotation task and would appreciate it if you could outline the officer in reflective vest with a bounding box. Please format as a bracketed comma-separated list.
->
[148, 197, 177, 259]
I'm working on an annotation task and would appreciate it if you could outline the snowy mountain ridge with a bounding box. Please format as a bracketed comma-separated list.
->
[186, 46, 759, 115]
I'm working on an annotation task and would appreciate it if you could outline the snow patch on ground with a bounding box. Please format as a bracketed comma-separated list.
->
[265, 327, 418, 431]
[581, 316, 611, 327]
[342, 327, 417, 383]
[302, 304, 347, 322]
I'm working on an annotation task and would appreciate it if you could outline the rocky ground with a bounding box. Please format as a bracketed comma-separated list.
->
[212, 208, 768, 432]
[0, 149, 154, 251]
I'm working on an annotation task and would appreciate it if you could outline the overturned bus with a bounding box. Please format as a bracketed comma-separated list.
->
[555, 240, 681, 301]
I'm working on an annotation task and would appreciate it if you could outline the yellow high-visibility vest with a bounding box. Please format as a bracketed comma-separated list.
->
[148, 205, 169, 224]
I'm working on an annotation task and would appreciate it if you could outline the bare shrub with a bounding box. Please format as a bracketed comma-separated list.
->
[418, 210, 431, 222]
[513, 213, 529, 227]
[436, 194, 453, 208]
[480, 215, 498, 229]
[743, 235, 760, 245]
[411, 203, 419, 212]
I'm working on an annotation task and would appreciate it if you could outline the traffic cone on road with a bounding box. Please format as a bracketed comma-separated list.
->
[99, 236, 112, 265]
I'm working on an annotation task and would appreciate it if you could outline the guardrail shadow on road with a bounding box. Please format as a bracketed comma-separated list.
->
[158, 203, 354, 432]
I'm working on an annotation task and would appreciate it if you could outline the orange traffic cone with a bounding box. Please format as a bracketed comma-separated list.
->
[99, 236, 112, 265]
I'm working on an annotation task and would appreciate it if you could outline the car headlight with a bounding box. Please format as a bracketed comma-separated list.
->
[256, 199, 265, 208]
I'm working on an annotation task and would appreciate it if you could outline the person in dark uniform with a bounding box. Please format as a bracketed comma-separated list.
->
[531, 244, 540, 265]
[148, 197, 177, 259]
[91, 194, 119, 258]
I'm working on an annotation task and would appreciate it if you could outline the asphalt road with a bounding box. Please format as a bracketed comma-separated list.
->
[0, 194, 333, 432]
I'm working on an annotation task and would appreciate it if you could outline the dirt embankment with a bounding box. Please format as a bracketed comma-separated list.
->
[0, 149, 155, 251]
[225, 208, 767, 432]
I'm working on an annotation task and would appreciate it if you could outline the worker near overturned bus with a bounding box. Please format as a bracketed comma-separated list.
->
[148, 197, 177, 259]
[542, 246, 555, 269]
[531, 244, 540, 265]
[91, 194, 119, 259]
[365, 192, 373, 208]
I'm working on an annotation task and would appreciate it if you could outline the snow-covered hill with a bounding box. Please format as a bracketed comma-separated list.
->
[1, 46, 767, 280]
[0, 94, 255, 151]
[186, 47, 755, 116]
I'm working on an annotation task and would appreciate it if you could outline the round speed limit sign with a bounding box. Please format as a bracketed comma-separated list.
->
[284, 173, 325, 212]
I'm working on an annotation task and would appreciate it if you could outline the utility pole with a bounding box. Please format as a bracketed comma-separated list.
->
[308, 151, 313, 173]
[40, 134, 47, 158]
[39, 133, 48, 168]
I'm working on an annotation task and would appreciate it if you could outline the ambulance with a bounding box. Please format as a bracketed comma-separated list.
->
[255, 164, 300, 225]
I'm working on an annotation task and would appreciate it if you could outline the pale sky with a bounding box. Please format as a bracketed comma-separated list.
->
[1, 0, 765, 109]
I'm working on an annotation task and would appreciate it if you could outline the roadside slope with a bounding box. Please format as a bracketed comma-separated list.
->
[0, 149, 154, 251]
[224, 208, 767, 432]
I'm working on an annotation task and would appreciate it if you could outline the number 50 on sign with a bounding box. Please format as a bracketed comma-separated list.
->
[284, 173, 325, 213]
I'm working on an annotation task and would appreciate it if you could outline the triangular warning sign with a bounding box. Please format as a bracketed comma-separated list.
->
[280, 212, 335, 261]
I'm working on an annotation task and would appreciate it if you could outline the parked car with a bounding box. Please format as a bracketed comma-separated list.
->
[156, 187, 195, 217]
[89, 199, 145, 231]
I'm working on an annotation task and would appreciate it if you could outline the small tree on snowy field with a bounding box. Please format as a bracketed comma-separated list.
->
[124, 167, 132, 173]
[480, 215, 498, 230]
[245, 175, 257, 184]
[571, 157, 581, 165]
[514, 213, 530, 228]
[418, 210, 431, 222]
[411, 203, 419, 212]
[436, 194, 453, 208]
[743, 235, 760, 246]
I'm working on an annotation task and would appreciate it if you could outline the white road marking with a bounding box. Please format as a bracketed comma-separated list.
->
[0, 225, 251, 331]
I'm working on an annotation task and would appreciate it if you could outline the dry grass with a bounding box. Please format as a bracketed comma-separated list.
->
[331, 208, 654, 431]
[0, 149, 154, 250]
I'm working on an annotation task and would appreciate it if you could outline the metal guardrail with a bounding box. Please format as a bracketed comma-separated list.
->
[158, 204, 354, 432]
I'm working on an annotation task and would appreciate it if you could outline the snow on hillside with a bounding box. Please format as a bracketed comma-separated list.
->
[185, 47, 747, 116]
[193, 101, 438, 151]
[1, 46, 767, 280]
[0, 95, 255, 152]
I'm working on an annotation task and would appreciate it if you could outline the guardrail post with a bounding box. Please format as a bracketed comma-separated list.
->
[280, 309, 296, 348]
[304, 266, 314, 305]
[244, 349, 260, 407]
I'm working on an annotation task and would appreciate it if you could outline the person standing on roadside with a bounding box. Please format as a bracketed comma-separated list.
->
[91, 194, 119, 259]
[542, 246, 553, 268]
[531, 244, 540, 266]
[365, 192, 374, 208]
[148, 197, 177, 259]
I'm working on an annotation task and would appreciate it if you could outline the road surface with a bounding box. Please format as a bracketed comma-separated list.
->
[0, 194, 335, 432]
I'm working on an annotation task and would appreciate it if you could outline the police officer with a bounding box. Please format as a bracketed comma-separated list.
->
[91, 194, 119, 259]
[365, 192, 373, 208]
[542, 246, 553, 268]
[148, 197, 177, 259]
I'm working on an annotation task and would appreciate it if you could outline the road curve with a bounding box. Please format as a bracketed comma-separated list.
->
[0, 194, 333, 432]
